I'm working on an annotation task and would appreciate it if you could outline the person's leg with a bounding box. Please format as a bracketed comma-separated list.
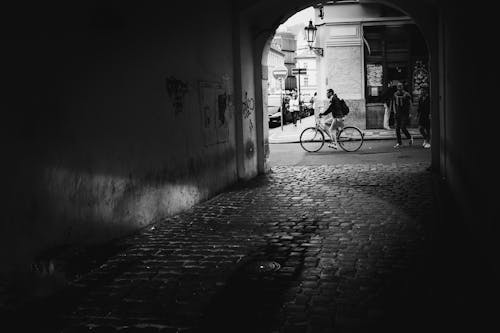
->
[419, 125, 426, 138]
[425, 118, 431, 140]
[401, 114, 413, 144]
[324, 124, 332, 141]
[331, 120, 339, 146]
[327, 120, 338, 148]
[321, 119, 332, 140]
[395, 115, 402, 146]
[424, 118, 431, 148]
[419, 125, 427, 146]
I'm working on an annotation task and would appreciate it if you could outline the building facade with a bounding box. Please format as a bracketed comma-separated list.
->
[273, 31, 298, 91]
[294, 49, 318, 102]
[267, 42, 286, 94]
[266, 40, 286, 113]
[314, 1, 429, 129]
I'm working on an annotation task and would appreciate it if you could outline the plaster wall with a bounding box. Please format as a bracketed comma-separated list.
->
[325, 46, 363, 99]
[267, 48, 286, 93]
[317, 24, 365, 129]
[236, 15, 259, 179]
[320, 2, 410, 22]
[1, 0, 245, 274]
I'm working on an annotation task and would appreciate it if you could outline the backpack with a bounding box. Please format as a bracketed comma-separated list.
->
[339, 99, 350, 116]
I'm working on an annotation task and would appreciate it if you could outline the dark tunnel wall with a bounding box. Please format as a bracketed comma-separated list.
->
[1, 0, 245, 274]
[436, 1, 498, 274]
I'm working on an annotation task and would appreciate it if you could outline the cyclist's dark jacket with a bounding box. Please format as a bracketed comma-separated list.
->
[323, 95, 343, 118]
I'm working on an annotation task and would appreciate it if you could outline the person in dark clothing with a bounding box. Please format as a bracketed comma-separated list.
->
[319, 88, 344, 149]
[417, 85, 431, 148]
[393, 82, 413, 148]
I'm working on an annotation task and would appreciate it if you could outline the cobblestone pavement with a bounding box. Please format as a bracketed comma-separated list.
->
[7, 163, 437, 333]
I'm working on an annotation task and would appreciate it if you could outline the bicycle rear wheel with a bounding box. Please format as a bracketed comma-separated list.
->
[300, 127, 325, 152]
[338, 126, 364, 152]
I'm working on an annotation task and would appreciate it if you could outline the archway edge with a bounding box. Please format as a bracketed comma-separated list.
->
[241, 0, 438, 53]
[239, 0, 440, 174]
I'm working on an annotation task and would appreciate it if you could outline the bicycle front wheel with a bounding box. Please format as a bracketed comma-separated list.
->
[338, 126, 364, 152]
[300, 127, 325, 152]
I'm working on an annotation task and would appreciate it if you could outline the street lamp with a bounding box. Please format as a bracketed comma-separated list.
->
[305, 20, 324, 57]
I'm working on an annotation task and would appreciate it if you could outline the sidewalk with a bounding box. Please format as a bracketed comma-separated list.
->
[269, 115, 422, 144]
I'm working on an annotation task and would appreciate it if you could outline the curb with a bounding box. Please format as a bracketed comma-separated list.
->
[270, 134, 423, 144]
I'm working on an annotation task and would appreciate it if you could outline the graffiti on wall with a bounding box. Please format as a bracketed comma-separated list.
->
[221, 74, 234, 121]
[242, 91, 255, 132]
[199, 81, 229, 146]
[165, 76, 189, 115]
[242, 91, 254, 119]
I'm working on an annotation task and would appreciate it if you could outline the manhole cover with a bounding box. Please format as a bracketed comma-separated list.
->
[249, 261, 281, 273]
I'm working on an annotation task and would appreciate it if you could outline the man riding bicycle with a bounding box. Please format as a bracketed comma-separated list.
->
[318, 88, 344, 149]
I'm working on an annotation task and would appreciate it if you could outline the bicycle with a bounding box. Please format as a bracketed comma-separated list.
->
[299, 117, 364, 152]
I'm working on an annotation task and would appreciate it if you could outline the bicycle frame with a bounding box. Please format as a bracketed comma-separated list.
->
[315, 116, 344, 140]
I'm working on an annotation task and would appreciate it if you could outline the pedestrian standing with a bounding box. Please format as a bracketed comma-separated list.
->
[381, 83, 396, 130]
[310, 92, 318, 117]
[289, 92, 300, 127]
[393, 82, 414, 148]
[417, 85, 431, 148]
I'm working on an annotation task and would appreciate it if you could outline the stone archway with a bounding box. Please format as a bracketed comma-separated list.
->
[235, 0, 440, 174]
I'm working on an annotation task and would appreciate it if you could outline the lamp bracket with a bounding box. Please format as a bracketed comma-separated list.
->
[309, 46, 324, 57]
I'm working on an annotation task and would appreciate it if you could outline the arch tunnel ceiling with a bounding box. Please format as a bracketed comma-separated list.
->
[238, 0, 438, 58]
[238, 0, 438, 22]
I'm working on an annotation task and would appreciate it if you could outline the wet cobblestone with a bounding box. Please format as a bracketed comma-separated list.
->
[7, 163, 435, 332]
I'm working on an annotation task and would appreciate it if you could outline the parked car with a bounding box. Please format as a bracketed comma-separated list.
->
[268, 94, 295, 127]
[268, 105, 282, 127]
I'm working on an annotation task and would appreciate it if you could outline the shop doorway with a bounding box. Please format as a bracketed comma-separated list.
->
[364, 24, 429, 129]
